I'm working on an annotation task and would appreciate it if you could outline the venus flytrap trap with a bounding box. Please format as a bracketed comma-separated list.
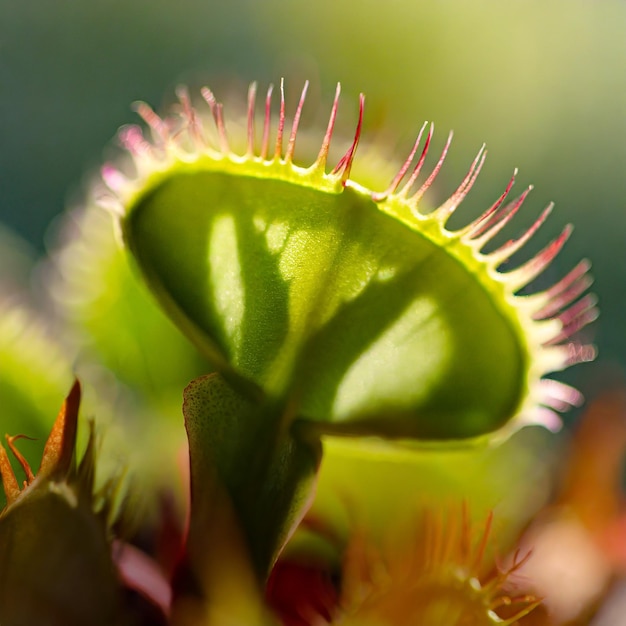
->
[101, 80, 596, 443]
[0, 79, 598, 624]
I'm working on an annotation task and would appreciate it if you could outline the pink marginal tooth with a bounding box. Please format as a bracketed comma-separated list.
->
[433, 144, 486, 221]
[544, 302, 599, 345]
[261, 83, 274, 160]
[533, 271, 593, 321]
[545, 259, 592, 299]
[285, 80, 309, 162]
[247, 81, 257, 156]
[316, 82, 341, 167]
[539, 378, 584, 407]
[396, 123, 434, 199]
[274, 78, 286, 159]
[119, 125, 151, 156]
[465, 170, 517, 238]
[540, 395, 575, 412]
[101, 164, 127, 191]
[373, 121, 429, 202]
[507, 225, 573, 287]
[538, 379, 583, 411]
[201, 87, 229, 153]
[530, 407, 564, 432]
[458, 144, 487, 194]
[490, 202, 554, 264]
[472, 188, 534, 249]
[550, 312, 599, 345]
[565, 342, 597, 366]
[332, 93, 365, 183]
[177, 85, 204, 146]
[200, 86, 217, 117]
[558, 293, 599, 327]
[135, 102, 169, 144]
[411, 130, 453, 204]
[215, 102, 229, 152]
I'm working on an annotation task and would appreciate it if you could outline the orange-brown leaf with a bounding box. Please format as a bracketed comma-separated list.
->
[38, 379, 81, 479]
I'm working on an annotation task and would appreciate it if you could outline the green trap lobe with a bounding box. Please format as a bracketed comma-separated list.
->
[125, 170, 525, 439]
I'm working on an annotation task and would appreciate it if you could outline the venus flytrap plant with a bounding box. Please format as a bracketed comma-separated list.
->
[0, 78, 599, 624]
[92, 79, 596, 622]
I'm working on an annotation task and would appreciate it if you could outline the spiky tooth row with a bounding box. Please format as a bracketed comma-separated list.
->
[365, 94, 596, 429]
[98, 80, 353, 213]
[374, 114, 596, 346]
[331, 506, 540, 625]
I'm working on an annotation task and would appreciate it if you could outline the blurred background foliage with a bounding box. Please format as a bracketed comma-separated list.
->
[0, 1, 624, 486]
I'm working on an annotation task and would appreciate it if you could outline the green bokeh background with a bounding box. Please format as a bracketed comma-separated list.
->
[0, 0, 624, 395]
